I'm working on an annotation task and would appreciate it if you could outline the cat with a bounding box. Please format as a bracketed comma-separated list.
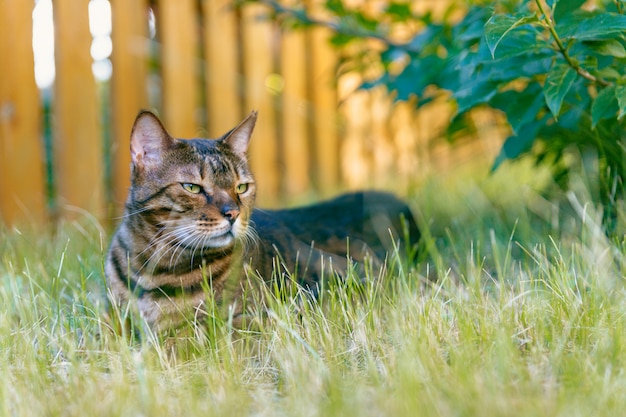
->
[105, 110, 420, 333]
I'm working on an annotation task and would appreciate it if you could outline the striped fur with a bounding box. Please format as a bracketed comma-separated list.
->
[106, 110, 421, 333]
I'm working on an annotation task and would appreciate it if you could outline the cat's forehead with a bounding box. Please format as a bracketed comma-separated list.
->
[185, 137, 219, 153]
[182, 138, 247, 178]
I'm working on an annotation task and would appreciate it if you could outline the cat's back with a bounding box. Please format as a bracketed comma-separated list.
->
[250, 191, 419, 264]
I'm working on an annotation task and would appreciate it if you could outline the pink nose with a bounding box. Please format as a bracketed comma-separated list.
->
[222, 207, 240, 223]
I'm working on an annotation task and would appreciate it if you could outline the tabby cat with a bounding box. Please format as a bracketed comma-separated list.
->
[105, 110, 419, 332]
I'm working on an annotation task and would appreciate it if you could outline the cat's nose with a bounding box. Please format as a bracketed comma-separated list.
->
[221, 205, 240, 223]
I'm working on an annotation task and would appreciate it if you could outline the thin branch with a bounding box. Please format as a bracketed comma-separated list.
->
[534, 0, 612, 87]
[253, 0, 408, 50]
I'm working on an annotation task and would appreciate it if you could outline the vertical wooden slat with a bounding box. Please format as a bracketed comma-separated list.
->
[241, 4, 280, 206]
[110, 0, 149, 209]
[159, 0, 198, 137]
[280, 24, 310, 197]
[416, 99, 453, 174]
[390, 102, 419, 191]
[0, 0, 46, 225]
[309, 24, 339, 196]
[202, 0, 242, 137]
[370, 87, 394, 187]
[53, 0, 104, 217]
[339, 73, 372, 189]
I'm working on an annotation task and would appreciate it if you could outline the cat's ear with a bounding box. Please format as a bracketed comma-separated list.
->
[130, 110, 175, 168]
[222, 111, 257, 156]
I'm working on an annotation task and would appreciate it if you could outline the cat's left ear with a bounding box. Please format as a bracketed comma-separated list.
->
[130, 110, 176, 169]
[222, 111, 257, 156]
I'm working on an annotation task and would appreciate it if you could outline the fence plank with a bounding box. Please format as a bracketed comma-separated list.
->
[110, 0, 149, 209]
[159, 0, 198, 137]
[281, 28, 310, 197]
[339, 73, 372, 189]
[202, 0, 242, 137]
[309, 25, 339, 196]
[241, 4, 280, 206]
[389, 102, 420, 191]
[0, 0, 503, 226]
[54, 0, 104, 217]
[0, 0, 45, 225]
[370, 88, 394, 187]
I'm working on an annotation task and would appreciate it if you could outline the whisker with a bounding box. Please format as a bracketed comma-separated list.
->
[135, 224, 180, 260]
[114, 205, 157, 219]
[168, 237, 191, 269]
[239, 223, 259, 251]
[172, 230, 203, 268]
[187, 233, 205, 270]
[137, 224, 197, 272]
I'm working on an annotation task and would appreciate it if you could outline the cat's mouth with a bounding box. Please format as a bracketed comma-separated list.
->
[173, 224, 236, 249]
[206, 230, 235, 247]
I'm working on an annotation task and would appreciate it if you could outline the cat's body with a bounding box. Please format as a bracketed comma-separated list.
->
[105, 110, 419, 332]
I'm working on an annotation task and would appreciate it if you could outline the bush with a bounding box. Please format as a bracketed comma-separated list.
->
[252, 0, 626, 229]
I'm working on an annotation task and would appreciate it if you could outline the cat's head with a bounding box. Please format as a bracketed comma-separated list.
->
[127, 110, 257, 251]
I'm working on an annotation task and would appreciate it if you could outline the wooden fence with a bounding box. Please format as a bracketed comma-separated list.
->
[0, 0, 504, 227]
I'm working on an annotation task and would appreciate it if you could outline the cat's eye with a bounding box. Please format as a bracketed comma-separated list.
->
[182, 183, 201, 194]
[235, 183, 249, 194]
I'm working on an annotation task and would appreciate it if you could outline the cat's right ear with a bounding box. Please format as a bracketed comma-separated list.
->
[130, 110, 175, 169]
[222, 110, 257, 156]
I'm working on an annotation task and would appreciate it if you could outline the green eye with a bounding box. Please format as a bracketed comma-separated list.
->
[182, 183, 201, 194]
[235, 183, 249, 194]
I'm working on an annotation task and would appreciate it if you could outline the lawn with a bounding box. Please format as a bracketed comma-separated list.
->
[2, 162, 626, 416]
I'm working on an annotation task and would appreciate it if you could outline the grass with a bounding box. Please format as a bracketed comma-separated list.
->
[3, 161, 626, 416]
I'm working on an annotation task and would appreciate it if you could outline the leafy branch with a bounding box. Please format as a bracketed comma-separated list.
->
[251, 0, 402, 48]
[534, 0, 611, 87]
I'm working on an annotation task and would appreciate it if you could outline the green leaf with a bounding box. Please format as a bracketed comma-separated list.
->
[454, 81, 499, 114]
[325, 0, 347, 16]
[589, 40, 626, 58]
[478, 28, 551, 61]
[330, 33, 356, 47]
[378, 55, 446, 101]
[543, 63, 577, 118]
[617, 85, 626, 119]
[456, 7, 491, 43]
[484, 13, 539, 58]
[385, 3, 413, 21]
[591, 85, 617, 127]
[553, 0, 586, 20]
[594, 67, 622, 81]
[489, 83, 545, 135]
[558, 13, 626, 41]
[491, 119, 544, 171]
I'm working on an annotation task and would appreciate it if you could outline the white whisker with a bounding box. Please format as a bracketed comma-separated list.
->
[239, 222, 259, 251]
[137, 224, 196, 272]
[114, 206, 154, 219]
[174, 230, 203, 267]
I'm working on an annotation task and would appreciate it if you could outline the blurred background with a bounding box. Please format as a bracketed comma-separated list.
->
[0, 0, 507, 227]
